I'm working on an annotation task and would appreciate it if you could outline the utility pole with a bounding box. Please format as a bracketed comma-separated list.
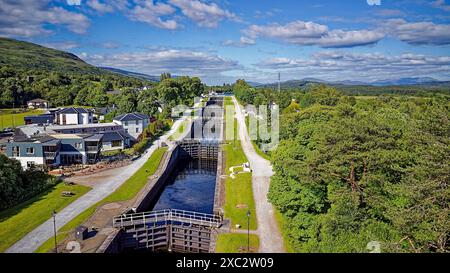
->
[247, 210, 251, 253]
[53, 210, 58, 253]
[278, 72, 281, 93]
[12, 102, 15, 128]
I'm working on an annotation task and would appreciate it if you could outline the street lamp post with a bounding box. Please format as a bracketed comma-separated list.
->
[247, 210, 251, 253]
[52, 210, 57, 253]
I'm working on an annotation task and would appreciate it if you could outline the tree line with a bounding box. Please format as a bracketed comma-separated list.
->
[233, 79, 449, 253]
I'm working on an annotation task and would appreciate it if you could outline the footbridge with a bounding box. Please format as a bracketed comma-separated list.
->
[111, 209, 222, 253]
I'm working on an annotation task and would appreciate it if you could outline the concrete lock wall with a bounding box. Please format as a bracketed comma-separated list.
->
[100, 97, 225, 253]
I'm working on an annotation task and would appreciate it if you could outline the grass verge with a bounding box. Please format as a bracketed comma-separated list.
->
[35, 147, 167, 253]
[216, 234, 260, 253]
[0, 183, 90, 253]
[244, 116, 271, 161]
[169, 119, 189, 141]
[222, 119, 257, 230]
[274, 210, 295, 253]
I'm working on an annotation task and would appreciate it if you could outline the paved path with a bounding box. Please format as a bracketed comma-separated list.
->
[6, 110, 194, 253]
[232, 96, 285, 253]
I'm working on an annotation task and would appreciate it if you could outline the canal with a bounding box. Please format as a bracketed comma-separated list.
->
[149, 158, 218, 214]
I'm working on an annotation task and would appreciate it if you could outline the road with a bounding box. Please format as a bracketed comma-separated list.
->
[232, 96, 285, 253]
[5, 110, 194, 253]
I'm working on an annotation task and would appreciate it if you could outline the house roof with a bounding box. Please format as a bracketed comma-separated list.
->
[113, 113, 149, 122]
[83, 134, 103, 142]
[28, 99, 48, 103]
[12, 134, 59, 144]
[101, 131, 132, 142]
[56, 107, 92, 114]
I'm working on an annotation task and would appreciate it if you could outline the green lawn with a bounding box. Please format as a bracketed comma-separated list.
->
[245, 115, 271, 161]
[216, 233, 260, 253]
[0, 109, 44, 130]
[35, 147, 168, 253]
[222, 119, 257, 230]
[0, 183, 91, 253]
[169, 119, 189, 141]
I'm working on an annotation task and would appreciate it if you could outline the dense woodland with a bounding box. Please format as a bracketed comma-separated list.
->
[234, 80, 449, 253]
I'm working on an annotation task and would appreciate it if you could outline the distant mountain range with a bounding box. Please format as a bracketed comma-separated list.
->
[100, 67, 161, 82]
[256, 77, 450, 89]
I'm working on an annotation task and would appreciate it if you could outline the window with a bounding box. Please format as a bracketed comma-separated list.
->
[27, 161, 35, 168]
[135, 120, 139, 125]
[75, 143, 83, 149]
[12, 146, 20, 157]
[112, 140, 122, 147]
[26, 147, 34, 155]
[124, 121, 128, 126]
[136, 128, 140, 133]
[125, 129, 128, 133]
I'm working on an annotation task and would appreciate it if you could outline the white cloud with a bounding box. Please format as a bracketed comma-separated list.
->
[254, 51, 450, 82]
[0, 0, 90, 37]
[223, 36, 256, 47]
[432, 0, 450, 12]
[67, 0, 82, 5]
[82, 49, 241, 82]
[244, 21, 384, 48]
[42, 41, 80, 50]
[169, 0, 239, 28]
[87, 0, 114, 13]
[382, 19, 450, 45]
[129, 1, 178, 30]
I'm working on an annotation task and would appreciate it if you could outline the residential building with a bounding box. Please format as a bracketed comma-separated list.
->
[6, 133, 102, 169]
[27, 99, 50, 109]
[101, 131, 133, 151]
[15, 122, 132, 152]
[54, 107, 93, 125]
[113, 113, 150, 140]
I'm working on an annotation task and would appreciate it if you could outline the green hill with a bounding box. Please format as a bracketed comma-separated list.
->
[0, 37, 149, 108]
[0, 37, 104, 74]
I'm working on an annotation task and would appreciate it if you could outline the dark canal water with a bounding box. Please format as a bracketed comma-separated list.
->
[150, 158, 217, 214]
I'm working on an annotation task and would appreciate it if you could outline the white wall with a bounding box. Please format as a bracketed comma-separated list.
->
[115, 119, 148, 140]
[101, 141, 124, 152]
[12, 156, 45, 169]
[58, 113, 79, 125]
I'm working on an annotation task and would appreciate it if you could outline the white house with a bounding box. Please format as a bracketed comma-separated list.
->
[27, 99, 50, 109]
[54, 107, 93, 126]
[113, 113, 150, 140]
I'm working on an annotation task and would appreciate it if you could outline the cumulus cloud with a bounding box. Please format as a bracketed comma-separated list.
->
[254, 51, 450, 82]
[67, 0, 82, 5]
[87, 0, 114, 13]
[223, 37, 256, 47]
[381, 19, 450, 45]
[169, 0, 239, 28]
[244, 21, 384, 48]
[82, 49, 241, 82]
[432, 0, 450, 12]
[128, 1, 178, 30]
[42, 41, 80, 50]
[0, 0, 90, 37]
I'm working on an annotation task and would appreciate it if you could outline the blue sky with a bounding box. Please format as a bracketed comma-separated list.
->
[1, 0, 450, 85]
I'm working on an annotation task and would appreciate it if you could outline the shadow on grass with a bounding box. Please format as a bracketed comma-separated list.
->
[0, 183, 60, 222]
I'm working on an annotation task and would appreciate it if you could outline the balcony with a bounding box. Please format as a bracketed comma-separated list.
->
[86, 146, 100, 153]
[44, 152, 58, 159]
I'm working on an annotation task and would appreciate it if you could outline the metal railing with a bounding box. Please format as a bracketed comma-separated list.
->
[113, 209, 222, 229]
